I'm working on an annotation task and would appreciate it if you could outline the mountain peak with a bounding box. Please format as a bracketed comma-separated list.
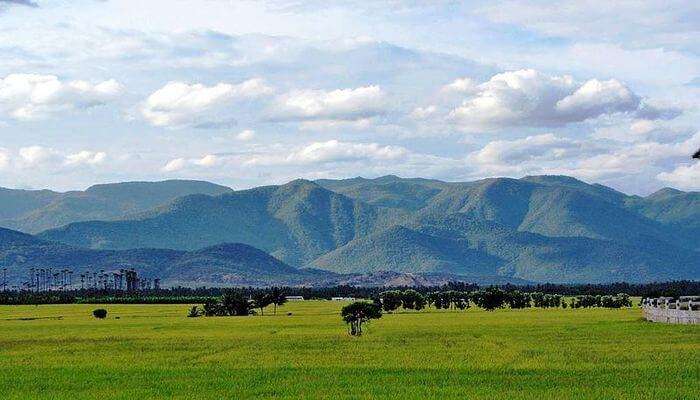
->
[648, 187, 684, 198]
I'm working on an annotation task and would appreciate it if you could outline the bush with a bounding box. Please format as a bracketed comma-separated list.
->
[92, 309, 108, 319]
[187, 306, 201, 317]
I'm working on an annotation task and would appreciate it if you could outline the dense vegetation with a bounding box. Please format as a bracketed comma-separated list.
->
[30, 175, 699, 284]
[1, 280, 697, 305]
[0, 301, 697, 399]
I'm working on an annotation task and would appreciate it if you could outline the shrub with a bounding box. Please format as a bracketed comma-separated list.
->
[92, 309, 108, 319]
[187, 306, 201, 317]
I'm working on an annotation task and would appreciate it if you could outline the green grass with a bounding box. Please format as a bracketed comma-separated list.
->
[0, 302, 698, 399]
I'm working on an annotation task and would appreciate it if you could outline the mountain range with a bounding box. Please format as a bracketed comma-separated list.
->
[0, 175, 698, 286]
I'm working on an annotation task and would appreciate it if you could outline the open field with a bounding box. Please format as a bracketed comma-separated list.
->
[0, 301, 698, 399]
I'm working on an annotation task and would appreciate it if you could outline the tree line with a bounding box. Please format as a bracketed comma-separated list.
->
[1, 280, 694, 305]
[374, 288, 632, 312]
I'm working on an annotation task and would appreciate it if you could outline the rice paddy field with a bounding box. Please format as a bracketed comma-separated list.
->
[0, 301, 698, 399]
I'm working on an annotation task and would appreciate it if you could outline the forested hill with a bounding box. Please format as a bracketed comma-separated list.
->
[2, 175, 697, 284]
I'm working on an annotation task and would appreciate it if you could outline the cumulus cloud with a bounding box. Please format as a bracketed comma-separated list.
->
[449, 69, 659, 130]
[10, 146, 108, 169]
[162, 158, 187, 172]
[658, 163, 700, 189]
[441, 77, 478, 94]
[235, 129, 255, 141]
[18, 146, 61, 167]
[410, 105, 437, 120]
[269, 85, 386, 122]
[141, 78, 273, 128]
[244, 140, 408, 166]
[64, 150, 107, 166]
[0, 74, 122, 121]
[592, 120, 692, 143]
[162, 154, 221, 172]
[469, 134, 580, 165]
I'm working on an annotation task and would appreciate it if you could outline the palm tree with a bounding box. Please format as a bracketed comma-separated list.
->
[270, 287, 287, 315]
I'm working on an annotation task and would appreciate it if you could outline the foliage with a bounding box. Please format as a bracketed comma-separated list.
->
[187, 306, 201, 318]
[340, 301, 382, 336]
[471, 288, 507, 311]
[92, 308, 107, 319]
[379, 290, 403, 312]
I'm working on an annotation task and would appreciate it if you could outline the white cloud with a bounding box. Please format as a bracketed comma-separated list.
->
[162, 154, 221, 172]
[193, 154, 220, 167]
[442, 77, 478, 94]
[469, 134, 580, 165]
[17, 145, 60, 167]
[141, 78, 273, 128]
[235, 129, 255, 141]
[657, 163, 700, 189]
[270, 85, 386, 122]
[0, 148, 9, 170]
[0, 74, 122, 120]
[244, 139, 408, 166]
[592, 120, 692, 143]
[449, 69, 651, 130]
[555, 79, 639, 120]
[162, 158, 187, 172]
[64, 150, 107, 166]
[410, 105, 437, 120]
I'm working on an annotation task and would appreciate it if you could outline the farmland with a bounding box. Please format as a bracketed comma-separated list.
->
[0, 301, 698, 399]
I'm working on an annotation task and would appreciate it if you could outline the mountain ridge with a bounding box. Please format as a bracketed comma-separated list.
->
[3, 174, 697, 284]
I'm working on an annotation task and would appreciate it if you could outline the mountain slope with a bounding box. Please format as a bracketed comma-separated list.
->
[39, 180, 402, 267]
[312, 225, 502, 276]
[29, 175, 700, 284]
[0, 227, 310, 287]
[0, 180, 233, 233]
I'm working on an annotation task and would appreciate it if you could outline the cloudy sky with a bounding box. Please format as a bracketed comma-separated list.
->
[0, 0, 698, 194]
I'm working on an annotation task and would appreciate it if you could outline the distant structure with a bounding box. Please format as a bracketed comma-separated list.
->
[285, 296, 304, 301]
[642, 297, 700, 324]
[331, 297, 356, 301]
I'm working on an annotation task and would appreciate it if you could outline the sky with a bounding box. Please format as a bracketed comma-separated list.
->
[0, 0, 698, 194]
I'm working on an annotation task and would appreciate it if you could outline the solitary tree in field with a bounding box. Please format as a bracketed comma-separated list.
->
[341, 301, 382, 336]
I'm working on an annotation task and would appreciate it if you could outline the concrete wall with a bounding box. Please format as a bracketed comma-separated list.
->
[642, 305, 700, 324]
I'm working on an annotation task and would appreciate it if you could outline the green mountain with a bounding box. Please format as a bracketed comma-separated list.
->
[0, 227, 309, 287]
[30, 175, 700, 284]
[40, 179, 402, 267]
[0, 180, 232, 233]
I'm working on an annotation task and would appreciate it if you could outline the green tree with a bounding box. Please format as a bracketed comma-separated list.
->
[221, 290, 250, 316]
[379, 290, 402, 312]
[341, 301, 382, 336]
[251, 291, 273, 316]
[472, 287, 507, 311]
[269, 287, 287, 315]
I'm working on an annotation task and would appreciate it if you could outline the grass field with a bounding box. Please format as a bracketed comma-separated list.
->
[0, 301, 698, 399]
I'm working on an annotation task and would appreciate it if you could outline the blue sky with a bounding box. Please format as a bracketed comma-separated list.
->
[0, 0, 698, 194]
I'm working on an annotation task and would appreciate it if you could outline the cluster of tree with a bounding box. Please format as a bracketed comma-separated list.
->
[570, 294, 632, 308]
[374, 288, 634, 312]
[189, 288, 287, 317]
